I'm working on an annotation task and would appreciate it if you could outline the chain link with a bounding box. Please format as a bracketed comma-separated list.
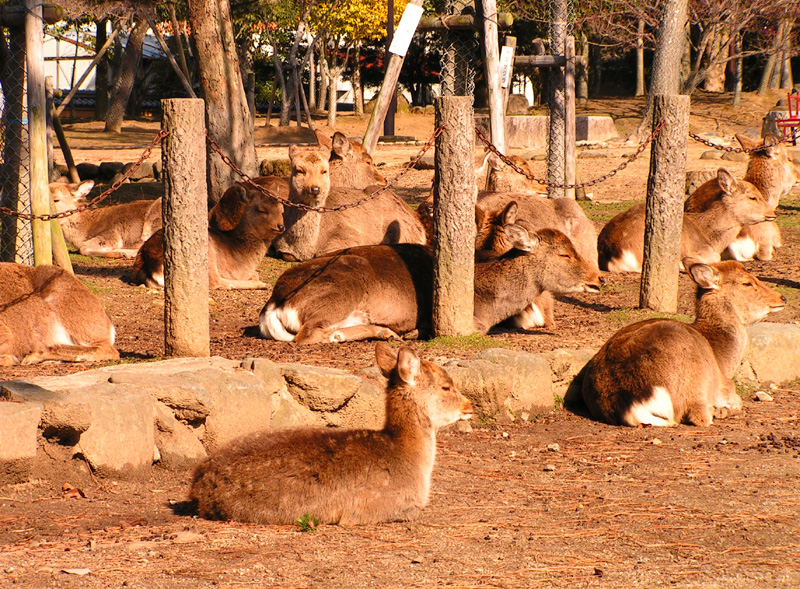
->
[475, 120, 665, 190]
[0, 129, 169, 222]
[688, 131, 795, 153]
[207, 126, 446, 213]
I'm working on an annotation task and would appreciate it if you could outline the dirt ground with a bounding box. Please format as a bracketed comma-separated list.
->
[2, 90, 800, 588]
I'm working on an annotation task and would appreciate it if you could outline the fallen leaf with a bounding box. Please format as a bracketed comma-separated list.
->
[61, 568, 91, 576]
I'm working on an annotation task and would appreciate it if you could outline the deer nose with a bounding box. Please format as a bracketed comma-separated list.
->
[310, 186, 320, 196]
[781, 294, 788, 305]
[599, 275, 606, 286]
[276, 224, 285, 233]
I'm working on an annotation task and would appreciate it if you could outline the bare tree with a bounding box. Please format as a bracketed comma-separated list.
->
[104, 14, 147, 133]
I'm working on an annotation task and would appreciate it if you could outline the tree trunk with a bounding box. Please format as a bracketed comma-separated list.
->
[189, 0, 258, 203]
[703, 25, 727, 92]
[577, 30, 589, 104]
[630, 0, 688, 142]
[104, 15, 147, 133]
[308, 46, 316, 110]
[327, 66, 342, 127]
[680, 23, 691, 89]
[169, 2, 192, 85]
[589, 43, 602, 97]
[635, 19, 645, 96]
[94, 18, 109, 121]
[318, 57, 329, 111]
[758, 21, 784, 95]
[781, 22, 794, 90]
[733, 34, 743, 107]
[353, 41, 364, 116]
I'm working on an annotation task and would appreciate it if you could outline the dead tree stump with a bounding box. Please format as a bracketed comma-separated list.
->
[640, 94, 690, 312]
[433, 96, 476, 336]
[161, 98, 210, 357]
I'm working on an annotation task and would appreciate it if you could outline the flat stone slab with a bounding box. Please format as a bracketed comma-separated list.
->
[475, 115, 618, 150]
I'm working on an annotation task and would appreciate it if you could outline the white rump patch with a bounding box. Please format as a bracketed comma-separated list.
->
[259, 303, 300, 341]
[512, 304, 546, 329]
[608, 250, 641, 273]
[49, 320, 74, 346]
[725, 237, 757, 262]
[152, 271, 165, 288]
[622, 386, 677, 427]
[109, 325, 116, 346]
[330, 310, 369, 330]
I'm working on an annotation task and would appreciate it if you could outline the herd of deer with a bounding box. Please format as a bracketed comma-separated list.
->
[1, 128, 797, 526]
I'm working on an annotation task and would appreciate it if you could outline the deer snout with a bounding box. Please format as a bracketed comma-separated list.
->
[309, 185, 321, 196]
[460, 398, 475, 420]
[764, 212, 777, 222]
[276, 223, 285, 234]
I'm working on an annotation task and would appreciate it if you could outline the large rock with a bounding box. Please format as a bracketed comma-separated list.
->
[109, 372, 212, 423]
[0, 402, 42, 484]
[279, 363, 363, 412]
[739, 323, 800, 385]
[685, 170, 717, 195]
[445, 349, 553, 422]
[475, 115, 618, 150]
[153, 402, 207, 468]
[177, 369, 273, 453]
[71, 383, 156, 475]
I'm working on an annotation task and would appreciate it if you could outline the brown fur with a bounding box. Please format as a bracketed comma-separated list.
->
[131, 181, 284, 289]
[685, 134, 799, 261]
[51, 180, 162, 259]
[582, 260, 785, 426]
[598, 169, 775, 273]
[259, 227, 601, 344]
[272, 143, 427, 262]
[0, 263, 119, 365]
[190, 343, 473, 525]
[485, 153, 548, 194]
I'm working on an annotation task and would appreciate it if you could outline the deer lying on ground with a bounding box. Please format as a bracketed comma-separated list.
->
[597, 169, 775, 273]
[0, 262, 119, 365]
[190, 342, 473, 525]
[259, 223, 601, 344]
[272, 143, 427, 262]
[684, 134, 799, 261]
[485, 153, 548, 195]
[131, 180, 284, 289]
[581, 259, 785, 427]
[50, 180, 162, 258]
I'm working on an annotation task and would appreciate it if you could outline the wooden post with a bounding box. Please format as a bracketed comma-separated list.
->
[363, 0, 423, 153]
[564, 36, 576, 200]
[433, 96, 476, 336]
[640, 94, 690, 312]
[26, 0, 52, 265]
[480, 0, 505, 155]
[161, 99, 210, 357]
[501, 36, 517, 110]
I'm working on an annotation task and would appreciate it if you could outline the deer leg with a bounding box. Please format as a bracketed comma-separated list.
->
[21, 344, 120, 365]
[685, 403, 714, 427]
[212, 277, 268, 290]
[328, 325, 400, 343]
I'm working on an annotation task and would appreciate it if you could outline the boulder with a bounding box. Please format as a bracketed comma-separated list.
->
[279, 363, 363, 412]
[738, 323, 800, 385]
[0, 402, 42, 484]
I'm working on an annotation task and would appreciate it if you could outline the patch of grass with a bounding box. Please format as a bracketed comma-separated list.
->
[579, 200, 639, 224]
[78, 278, 112, 295]
[553, 394, 564, 410]
[422, 333, 511, 352]
[297, 513, 320, 533]
[97, 356, 163, 369]
[734, 379, 758, 399]
[259, 257, 297, 285]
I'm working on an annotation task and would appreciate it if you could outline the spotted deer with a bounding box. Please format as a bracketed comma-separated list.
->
[131, 180, 284, 289]
[685, 133, 799, 261]
[190, 342, 473, 525]
[0, 263, 119, 365]
[581, 259, 785, 427]
[598, 169, 775, 273]
[272, 143, 427, 262]
[259, 225, 601, 344]
[50, 180, 162, 258]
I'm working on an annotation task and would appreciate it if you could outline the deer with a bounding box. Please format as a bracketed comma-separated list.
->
[50, 180, 162, 259]
[259, 223, 601, 344]
[485, 152, 548, 195]
[684, 133, 799, 261]
[131, 180, 284, 289]
[190, 342, 473, 525]
[0, 262, 119, 366]
[271, 143, 428, 262]
[581, 259, 786, 427]
[597, 168, 775, 273]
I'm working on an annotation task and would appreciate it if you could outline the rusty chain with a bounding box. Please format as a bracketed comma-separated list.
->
[0, 129, 169, 222]
[688, 130, 796, 153]
[475, 120, 665, 190]
[207, 126, 446, 213]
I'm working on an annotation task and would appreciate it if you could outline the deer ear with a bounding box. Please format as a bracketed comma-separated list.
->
[505, 223, 537, 251]
[314, 129, 332, 149]
[289, 145, 301, 160]
[330, 132, 350, 159]
[488, 152, 504, 171]
[501, 201, 518, 225]
[212, 184, 247, 231]
[716, 169, 735, 194]
[73, 180, 95, 200]
[762, 134, 779, 157]
[375, 342, 399, 377]
[396, 347, 420, 386]
[735, 134, 757, 150]
[686, 259, 720, 290]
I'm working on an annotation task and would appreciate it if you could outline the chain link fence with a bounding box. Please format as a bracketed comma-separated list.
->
[438, 0, 478, 97]
[0, 26, 33, 264]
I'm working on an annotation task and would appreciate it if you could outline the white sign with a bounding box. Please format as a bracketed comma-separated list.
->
[388, 3, 424, 58]
[499, 45, 515, 89]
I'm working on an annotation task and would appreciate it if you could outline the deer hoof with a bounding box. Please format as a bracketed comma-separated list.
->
[329, 331, 346, 343]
